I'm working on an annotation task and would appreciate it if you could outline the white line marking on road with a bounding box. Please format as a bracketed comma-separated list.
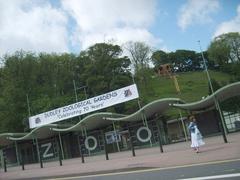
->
[223, 168, 236, 172]
[47, 158, 240, 180]
[178, 173, 240, 180]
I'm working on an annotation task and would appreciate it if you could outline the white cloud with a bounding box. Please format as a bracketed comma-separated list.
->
[75, 27, 162, 50]
[0, 0, 69, 56]
[178, 0, 220, 30]
[0, 0, 165, 56]
[61, 0, 162, 50]
[213, 5, 240, 37]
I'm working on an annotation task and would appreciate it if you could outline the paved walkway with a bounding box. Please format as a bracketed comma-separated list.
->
[1, 132, 240, 180]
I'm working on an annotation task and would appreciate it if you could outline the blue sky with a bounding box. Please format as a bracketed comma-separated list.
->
[152, 0, 240, 52]
[0, 0, 239, 56]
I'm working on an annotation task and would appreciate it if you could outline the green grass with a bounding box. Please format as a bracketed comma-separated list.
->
[139, 70, 232, 103]
[135, 70, 233, 117]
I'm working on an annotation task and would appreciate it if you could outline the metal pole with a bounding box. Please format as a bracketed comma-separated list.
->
[39, 151, 43, 168]
[73, 80, 78, 102]
[57, 139, 62, 166]
[21, 151, 25, 170]
[33, 137, 40, 163]
[131, 75, 145, 125]
[112, 121, 120, 152]
[14, 141, 20, 165]
[142, 113, 152, 147]
[0, 149, 3, 169]
[4, 157, 7, 172]
[31, 142, 36, 163]
[77, 134, 84, 163]
[198, 40, 228, 143]
[84, 127, 90, 156]
[216, 100, 228, 133]
[35, 137, 43, 168]
[102, 131, 109, 160]
[58, 132, 65, 160]
[178, 110, 188, 141]
[127, 124, 135, 157]
[83, 86, 87, 99]
[76, 134, 81, 157]
[131, 74, 152, 146]
[155, 119, 163, 153]
[81, 127, 84, 136]
[73, 80, 81, 122]
[74, 80, 87, 100]
[26, 94, 31, 117]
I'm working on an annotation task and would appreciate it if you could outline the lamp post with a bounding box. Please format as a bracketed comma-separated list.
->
[73, 80, 87, 101]
[198, 40, 227, 143]
[73, 80, 89, 155]
[73, 80, 88, 122]
[131, 73, 152, 146]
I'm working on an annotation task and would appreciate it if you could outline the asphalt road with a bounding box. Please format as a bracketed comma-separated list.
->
[48, 159, 240, 180]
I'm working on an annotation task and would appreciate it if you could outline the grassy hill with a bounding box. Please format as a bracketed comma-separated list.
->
[139, 70, 232, 102]
[134, 70, 234, 118]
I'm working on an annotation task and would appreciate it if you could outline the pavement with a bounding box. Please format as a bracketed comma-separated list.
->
[0, 132, 240, 180]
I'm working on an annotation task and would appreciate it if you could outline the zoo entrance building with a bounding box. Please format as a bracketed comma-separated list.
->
[0, 82, 240, 168]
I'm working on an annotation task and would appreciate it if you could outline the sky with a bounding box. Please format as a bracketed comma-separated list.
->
[0, 0, 239, 57]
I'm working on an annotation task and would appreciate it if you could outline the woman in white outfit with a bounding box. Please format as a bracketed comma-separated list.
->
[188, 116, 205, 153]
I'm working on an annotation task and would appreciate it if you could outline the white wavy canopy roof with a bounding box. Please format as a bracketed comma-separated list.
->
[172, 81, 240, 111]
[9, 124, 64, 141]
[0, 133, 27, 146]
[52, 112, 126, 132]
[105, 98, 184, 122]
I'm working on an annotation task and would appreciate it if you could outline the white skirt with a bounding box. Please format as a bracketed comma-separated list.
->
[190, 128, 205, 148]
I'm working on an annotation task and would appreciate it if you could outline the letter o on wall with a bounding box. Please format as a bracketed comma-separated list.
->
[85, 136, 97, 151]
[136, 127, 152, 143]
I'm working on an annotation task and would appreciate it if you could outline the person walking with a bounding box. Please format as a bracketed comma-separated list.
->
[188, 116, 205, 153]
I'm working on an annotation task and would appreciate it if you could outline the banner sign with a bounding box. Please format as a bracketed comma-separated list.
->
[29, 84, 139, 128]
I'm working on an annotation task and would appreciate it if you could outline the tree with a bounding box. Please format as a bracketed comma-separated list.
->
[124, 41, 153, 94]
[171, 50, 198, 72]
[0, 51, 80, 132]
[208, 38, 230, 66]
[79, 43, 131, 109]
[151, 49, 203, 73]
[0, 44, 135, 132]
[208, 32, 240, 66]
[79, 43, 132, 113]
[125, 41, 152, 74]
[0, 51, 38, 132]
[151, 50, 170, 67]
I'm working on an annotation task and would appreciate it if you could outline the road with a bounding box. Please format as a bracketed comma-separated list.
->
[47, 159, 240, 180]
